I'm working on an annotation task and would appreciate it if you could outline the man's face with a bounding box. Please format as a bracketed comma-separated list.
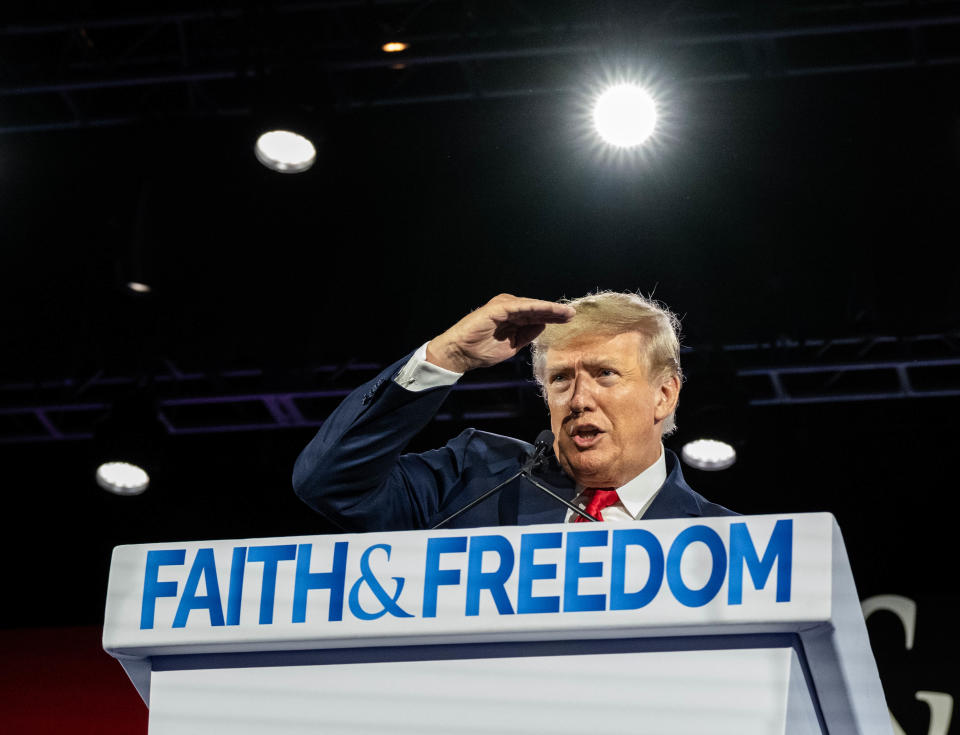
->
[543, 331, 679, 488]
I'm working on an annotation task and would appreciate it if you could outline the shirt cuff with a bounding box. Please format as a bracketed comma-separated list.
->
[393, 342, 464, 392]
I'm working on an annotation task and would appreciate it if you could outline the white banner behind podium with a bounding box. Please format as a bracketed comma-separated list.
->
[103, 513, 891, 734]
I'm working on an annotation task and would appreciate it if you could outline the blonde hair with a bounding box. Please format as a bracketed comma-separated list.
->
[530, 291, 683, 434]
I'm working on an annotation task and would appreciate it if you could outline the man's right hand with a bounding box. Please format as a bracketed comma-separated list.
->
[425, 294, 576, 373]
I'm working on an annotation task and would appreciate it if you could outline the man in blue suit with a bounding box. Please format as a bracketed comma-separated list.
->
[293, 291, 734, 530]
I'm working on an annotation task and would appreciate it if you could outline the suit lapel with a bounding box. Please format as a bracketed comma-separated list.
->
[643, 450, 702, 519]
[516, 455, 577, 526]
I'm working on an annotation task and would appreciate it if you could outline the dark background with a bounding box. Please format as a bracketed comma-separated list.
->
[1, 2, 957, 733]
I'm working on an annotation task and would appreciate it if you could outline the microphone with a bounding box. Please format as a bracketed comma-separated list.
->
[431, 430, 598, 529]
[519, 429, 597, 522]
[522, 429, 555, 472]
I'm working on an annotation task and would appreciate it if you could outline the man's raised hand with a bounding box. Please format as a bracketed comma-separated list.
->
[426, 294, 575, 373]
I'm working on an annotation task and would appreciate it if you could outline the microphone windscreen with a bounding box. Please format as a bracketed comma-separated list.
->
[534, 430, 555, 449]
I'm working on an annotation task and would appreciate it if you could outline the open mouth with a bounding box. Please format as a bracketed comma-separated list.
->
[570, 426, 603, 448]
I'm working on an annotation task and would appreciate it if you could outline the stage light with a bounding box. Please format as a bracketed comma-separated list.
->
[593, 84, 657, 148]
[96, 461, 150, 496]
[254, 130, 316, 173]
[94, 390, 165, 496]
[126, 281, 151, 294]
[681, 439, 737, 471]
[382, 41, 408, 53]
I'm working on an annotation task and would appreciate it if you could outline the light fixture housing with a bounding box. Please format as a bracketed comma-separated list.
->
[96, 461, 150, 496]
[681, 439, 737, 471]
[93, 389, 165, 496]
[125, 281, 152, 294]
[254, 130, 317, 173]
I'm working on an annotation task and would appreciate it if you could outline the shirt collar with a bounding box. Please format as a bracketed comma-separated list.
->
[615, 444, 667, 519]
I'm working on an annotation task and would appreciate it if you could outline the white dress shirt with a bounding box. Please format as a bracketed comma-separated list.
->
[394, 342, 464, 391]
[563, 445, 666, 522]
[394, 343, 667, 521]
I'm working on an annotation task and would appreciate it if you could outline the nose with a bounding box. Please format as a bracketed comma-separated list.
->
[569, 373, 595, 415]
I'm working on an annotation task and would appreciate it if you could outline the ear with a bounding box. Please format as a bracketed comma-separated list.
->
[654, 374, 681, 422]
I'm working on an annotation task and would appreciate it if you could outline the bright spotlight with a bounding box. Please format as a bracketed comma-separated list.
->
[381, 41, 408, 53]
[593, 84, 657, 148]
[254, 130, 316, 174]
[96, 461, 150, 496]
[126, 281, 151, 294]
[681, 439, 737, 471]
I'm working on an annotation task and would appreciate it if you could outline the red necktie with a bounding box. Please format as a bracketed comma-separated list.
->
[574, 487, 620, 522]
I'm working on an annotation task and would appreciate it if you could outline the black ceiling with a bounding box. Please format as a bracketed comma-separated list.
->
[1, 1, 959, 627]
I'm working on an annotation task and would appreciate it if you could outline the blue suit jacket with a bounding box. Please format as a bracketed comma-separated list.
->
[293, 354, 735, 531]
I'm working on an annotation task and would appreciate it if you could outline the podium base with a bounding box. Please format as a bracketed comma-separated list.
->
[149, 643, 821, 734]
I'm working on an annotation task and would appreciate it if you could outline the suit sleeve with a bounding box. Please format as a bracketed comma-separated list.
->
[292, 353, 481, 531]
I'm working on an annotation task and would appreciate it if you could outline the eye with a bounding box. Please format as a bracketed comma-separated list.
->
[549, 373, 569, 384]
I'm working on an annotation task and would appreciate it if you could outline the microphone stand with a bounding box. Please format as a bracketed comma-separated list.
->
[431, 431, 599, 529]
[522, 474, 598, 522]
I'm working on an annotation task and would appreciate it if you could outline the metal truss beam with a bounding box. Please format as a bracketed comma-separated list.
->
[2, 332, 958, 444]
[725, 334, 960, 405]
[738, 356, 960, 405]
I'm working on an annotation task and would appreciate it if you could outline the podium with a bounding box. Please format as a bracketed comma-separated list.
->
[103, 513, 891, 734]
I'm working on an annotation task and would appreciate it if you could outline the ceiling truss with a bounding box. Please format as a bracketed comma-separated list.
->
[2, 1, 959, 133]
[2, 332, 959, 444]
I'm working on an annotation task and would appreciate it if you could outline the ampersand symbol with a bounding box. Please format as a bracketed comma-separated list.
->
[348, 544, 414, 620]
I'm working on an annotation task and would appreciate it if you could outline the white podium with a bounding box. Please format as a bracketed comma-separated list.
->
[103, 513, 891, 734]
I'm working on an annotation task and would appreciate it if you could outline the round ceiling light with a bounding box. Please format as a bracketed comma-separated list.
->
[126, 281, 152, 294]
[254, 130, 317, 174]
[96, 461, 150, 496]
[593, 84, 657, 148]
[681, 439, 737, 471]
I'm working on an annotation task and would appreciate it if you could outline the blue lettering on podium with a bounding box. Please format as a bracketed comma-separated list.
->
[517, 532, 562, 614]
[422, 536, 467, 617]
[137, 520, 795, 629]
[140, 549, 186, 629]
[226, 547, 247, 626]
[293, 542, 348, 623]
[609, 528, 664, 610]
[466, 535, 515, 616]
[173, 548, 225, 627]
[348, 544, 413, 620]
[247, 545, 297, 624]
[564, 530, 608, 612]
[728, 519, 792, 604]
[666, 526, 728, 607]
